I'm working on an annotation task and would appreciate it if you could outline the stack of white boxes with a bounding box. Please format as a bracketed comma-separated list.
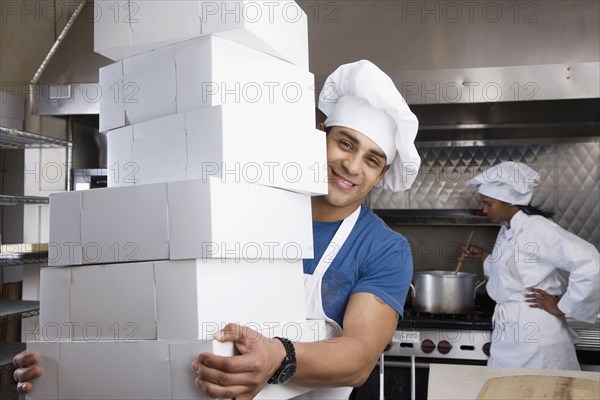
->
[27, 2, 331, 399]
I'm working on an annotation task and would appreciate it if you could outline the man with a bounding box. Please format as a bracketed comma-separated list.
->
[14, 60, 420, 400]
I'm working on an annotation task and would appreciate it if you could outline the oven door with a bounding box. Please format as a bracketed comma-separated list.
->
[350, 356, 487, 400]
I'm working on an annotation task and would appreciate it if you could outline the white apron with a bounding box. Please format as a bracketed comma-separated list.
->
[294, 207, 361, 400]
[486, 219, 580, 370]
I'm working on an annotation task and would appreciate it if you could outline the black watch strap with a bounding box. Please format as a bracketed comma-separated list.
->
[267, 337, 297, 384]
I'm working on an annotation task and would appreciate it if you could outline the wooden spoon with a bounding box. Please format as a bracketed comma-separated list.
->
[454, 230, 475, 274]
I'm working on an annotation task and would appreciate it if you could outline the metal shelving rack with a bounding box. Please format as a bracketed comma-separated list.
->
[0, 195, 49, 206]
[0, 126, 66, 396]
[0, 126, 72, 149]
[1, 250, 48, 269]
[0, 125, 72, 205]
[0, 301, 40, 323]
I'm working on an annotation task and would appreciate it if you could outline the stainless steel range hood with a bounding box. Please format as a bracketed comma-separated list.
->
[296, 0, 600, 139]
[31, 0, 112, 115]
[30, 0, 600, 119]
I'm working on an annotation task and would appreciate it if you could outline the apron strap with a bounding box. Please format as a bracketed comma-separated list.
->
[313, 206, 361, 278]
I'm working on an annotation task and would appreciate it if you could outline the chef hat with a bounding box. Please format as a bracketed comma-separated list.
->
[318, 60, 420, 192]
[467, 162, 541, 205]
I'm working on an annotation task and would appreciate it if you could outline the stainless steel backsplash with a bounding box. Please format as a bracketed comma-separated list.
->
[367, 137, 599, 250]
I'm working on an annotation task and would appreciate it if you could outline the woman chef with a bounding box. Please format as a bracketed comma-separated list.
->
[462, 161, 600, 370]
[14, 60, 419, 399]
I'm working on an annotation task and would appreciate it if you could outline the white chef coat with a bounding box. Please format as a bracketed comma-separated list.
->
[294, 207, 362, 400]
[484, 211, 600, 370]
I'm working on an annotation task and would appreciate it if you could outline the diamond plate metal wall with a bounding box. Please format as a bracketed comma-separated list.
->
[368, 139, 600, 249]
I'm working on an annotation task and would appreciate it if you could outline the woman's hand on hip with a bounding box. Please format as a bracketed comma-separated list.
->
[525, 288, 565, 317]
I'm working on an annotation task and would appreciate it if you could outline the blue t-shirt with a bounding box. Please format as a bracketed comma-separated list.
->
[303, 205, 413, 327]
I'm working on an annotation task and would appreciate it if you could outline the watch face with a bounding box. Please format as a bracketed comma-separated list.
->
[277, 363, 297, 384]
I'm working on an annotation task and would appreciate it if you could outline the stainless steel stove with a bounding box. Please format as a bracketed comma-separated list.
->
[387, 327, 492, 361]
[386, 297, 495, 362]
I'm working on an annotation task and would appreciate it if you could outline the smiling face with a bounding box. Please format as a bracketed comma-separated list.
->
[312, 125, 389, 221]
[480, 194, 520, 223]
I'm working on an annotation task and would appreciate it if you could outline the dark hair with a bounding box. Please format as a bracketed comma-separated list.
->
[519, 204, 554, 219]
[325, 126, 332, 135]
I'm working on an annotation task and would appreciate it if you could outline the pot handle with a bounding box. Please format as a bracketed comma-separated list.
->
[473, 279, 487, 299]
[409, 283, 416, 298]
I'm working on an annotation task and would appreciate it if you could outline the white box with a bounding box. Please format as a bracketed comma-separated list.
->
[39, 259, 307, 342]
[132, 114, 186, 185]
[25, 340, 283, 400]
[106, 125, 134, 186]
[27, 323, 332, 400]
[80, 182, 170, 265]
[168, 178, 313, 260]
[110, 113, 187, 187]
[49, 183, 169, 267]
[155, 259, 306, 340]
[93, 0, 131, 61]
[48, 192, 82, 266]
[69, 262, 156, 340]
[48, 179, 313, 266]
[0, 90, 25, 120]
[39, 263, 157, 341]
[99, 35, 315, 132]
[202, 0, 309, 69]
[39, 267, 71, 341]
[99, 61, 126, 130]
[122, 45, 177, 125]
[94, 1, 308, 69]
[130, 1, 203, 52]
[61, 341, 171, 400]
[186, 108, 324, 195]
[173, 35, 313, 114]
[107, 104, 327, 195]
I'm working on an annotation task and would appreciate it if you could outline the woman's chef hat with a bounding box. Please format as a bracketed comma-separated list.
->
[467, 162, 541, 205]
[318, 60, 420, 192]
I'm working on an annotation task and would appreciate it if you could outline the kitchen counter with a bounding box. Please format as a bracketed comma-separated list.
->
[428, 364, 600, 400]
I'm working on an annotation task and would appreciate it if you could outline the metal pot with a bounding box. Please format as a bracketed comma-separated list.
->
[410, 271, 486, 314]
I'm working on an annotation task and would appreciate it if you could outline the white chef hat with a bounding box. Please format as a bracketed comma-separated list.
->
[318, 60, 420, 192]
[467, 162, 541, 205]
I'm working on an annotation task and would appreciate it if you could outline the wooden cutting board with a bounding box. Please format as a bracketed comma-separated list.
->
[477, 375, 600, 399]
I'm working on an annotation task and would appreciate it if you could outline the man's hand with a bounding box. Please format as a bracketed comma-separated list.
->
[191, 323, 285, 400]
[13, 351, 43, 394]
[525, 288, 565, 317]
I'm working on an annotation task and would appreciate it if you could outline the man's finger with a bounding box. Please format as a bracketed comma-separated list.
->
[197, 378, 248, 399]
[213, 323, 245, 343]
[17, 382, 32, 394]
[198, 366, 258, 388]
[13, 351, 40, 368]
[197, 353, 254, 374]
[214, 324, 263, 348]
[13, 365, 43, 383]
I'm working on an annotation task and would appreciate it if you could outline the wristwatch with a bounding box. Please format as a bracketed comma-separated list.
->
[267, 337, 297, 384]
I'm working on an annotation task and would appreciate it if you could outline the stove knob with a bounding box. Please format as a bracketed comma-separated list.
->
[437, 340, 452, 354]
[421, 339, 436, 353]
[482, 342, 491, 357]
